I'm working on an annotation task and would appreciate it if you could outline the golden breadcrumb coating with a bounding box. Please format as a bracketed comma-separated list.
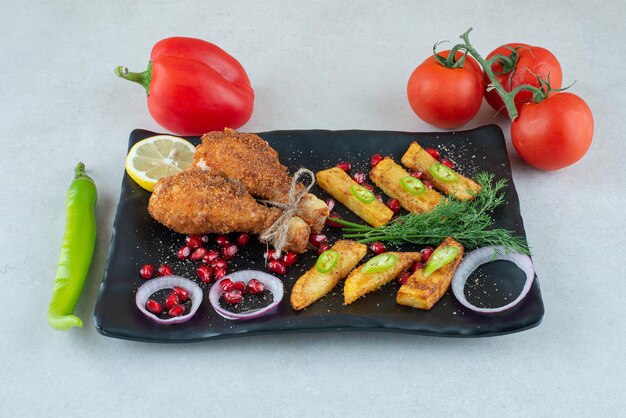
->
[149, 167, 281, 235]
[194, 128, 328, 232]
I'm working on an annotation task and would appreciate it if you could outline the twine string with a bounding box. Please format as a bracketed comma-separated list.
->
[259, 168, 315, 257]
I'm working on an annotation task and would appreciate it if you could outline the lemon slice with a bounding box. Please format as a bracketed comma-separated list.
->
[125, 135, 196, 192]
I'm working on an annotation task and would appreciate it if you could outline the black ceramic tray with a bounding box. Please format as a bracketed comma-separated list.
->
[94, 126, 544, 342]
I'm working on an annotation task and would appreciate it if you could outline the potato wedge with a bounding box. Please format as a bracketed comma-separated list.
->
[291, 240, 367, 310]
[396, 237, 464, 310]
[369, 157, 442, 213]
[401, 142, 481, 201]
[344, 252, 422, 305]
[316, 167, 393, 227]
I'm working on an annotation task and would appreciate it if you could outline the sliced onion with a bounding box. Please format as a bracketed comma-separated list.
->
[451, 246, 535, 314]
[135, 275, 203, 325]
[209, 270, 283, 320]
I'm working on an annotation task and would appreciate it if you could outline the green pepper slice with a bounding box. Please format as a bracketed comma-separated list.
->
[350, 185, 375, 204]
[423, 246, 460, 277]
[362, 253, 398, 274]
[400, 176, 426, 195]
[429, 163, 458, 182]
[316, 250, 339, 273]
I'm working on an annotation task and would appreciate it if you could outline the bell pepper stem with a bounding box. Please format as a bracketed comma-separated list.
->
[114, 62, 152, 95]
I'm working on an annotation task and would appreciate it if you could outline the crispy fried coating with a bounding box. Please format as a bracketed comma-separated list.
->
[149, 168, 311, 252]
[148, 167, 281, 235]
[194, 128, 328, 232]
[195, 128, 291, 200]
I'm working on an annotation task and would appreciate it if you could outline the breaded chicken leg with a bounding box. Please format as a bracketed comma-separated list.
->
[194, 128, 329, 232]
[148, 168, 310, 252]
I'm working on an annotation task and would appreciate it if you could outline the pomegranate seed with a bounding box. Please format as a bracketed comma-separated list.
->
[283, 252, 298, 267]
[168, 304, 185, 317]
[233, 281, 246, 291]
[410, 261, 424, 273]
[369, 242, 387, 254]
[219, 278, 234, 292]
[236, 233, 250, 246]
[325, 198, 336, 212]
[210, 258, 228, 270]
[398, 271, 411, 285]
[215, 235, 231, 247]
[158, 264, 172, 276]
[202, 249, 220, 264]
[336, 161, 352, 172]
[247, 279, 265, 294]
[190, 247, 207, 261]
[196, 265, 213, 283]
[214, 268, 227, 280]
[426, 147, 441, 160]
[172, 286, 189, 302]
[441, 159, 454, 169]
[139, 264, 154, 280]
[224, 290, 243, 304]
[420, 246, 435, 262]
[145, 299, 162, 314]
[411, 171, 423, 179]
[201, 235, 209, 243]
[222, 244, 239, 260]
[177, 245, 191, 260]
[326, 212, 344, 228]
[370, 153, 383, 167]
[375, 194, 384, 203]
[352, 172, 366, 185]
[264, 249, 281, 260]
[267, 259, 287, 275]
[317, 242, 330, 254]
[362, 183, 374, 192]
[309, 233, 327, 247]
[185, 235, 203, 249]
[423, 180, 433, 190]
[386, 198, 401, 213]
[164, 293, 179, 310]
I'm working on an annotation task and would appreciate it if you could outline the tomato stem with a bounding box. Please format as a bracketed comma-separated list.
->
[433, 42, 468, 68]
[114, 62, 152, 95]
[434, 28, 537, 120]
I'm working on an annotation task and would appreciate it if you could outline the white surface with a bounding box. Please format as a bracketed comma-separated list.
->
[1, 1, 625, 416]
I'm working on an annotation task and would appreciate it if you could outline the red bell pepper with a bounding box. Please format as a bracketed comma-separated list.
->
[115, 37, 254, 135]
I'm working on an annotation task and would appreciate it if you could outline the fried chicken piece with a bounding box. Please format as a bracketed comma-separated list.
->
[194, 128, 329, 232]
[148, 168, 310, 252]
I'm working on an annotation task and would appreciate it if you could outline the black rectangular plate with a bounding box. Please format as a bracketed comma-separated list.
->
[94, 125, 544, 342]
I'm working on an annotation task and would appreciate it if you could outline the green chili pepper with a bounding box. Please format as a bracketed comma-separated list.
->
[400, 176, 427, 195]
[429, 163, 458, 182]
[48, 163, 97, 330]
[423, 246, 459, 277]
[351, 185, 375, 203]
[362, 253, 398, 274]
[316, 250, 339, 273]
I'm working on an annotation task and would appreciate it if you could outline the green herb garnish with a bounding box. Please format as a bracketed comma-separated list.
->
[331, 172, 530, 255]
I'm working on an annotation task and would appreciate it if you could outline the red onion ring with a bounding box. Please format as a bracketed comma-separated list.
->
[135, 275, 203, 324]
[209, 270, 283, 320]
[451, 246, 535, 314]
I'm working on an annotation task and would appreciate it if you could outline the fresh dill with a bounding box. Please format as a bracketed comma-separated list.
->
[332, 172, 530, 255]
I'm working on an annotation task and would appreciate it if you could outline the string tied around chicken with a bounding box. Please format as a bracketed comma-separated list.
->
[259, 168, 315, 258]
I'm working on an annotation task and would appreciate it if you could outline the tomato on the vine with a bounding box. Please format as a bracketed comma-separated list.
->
[511, 93, 593, 170]
[484, 43, 562, 117]
[407, 50, 483, 129]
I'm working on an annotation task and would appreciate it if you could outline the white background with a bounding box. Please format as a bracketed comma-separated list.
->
[1, 1, 625, 416]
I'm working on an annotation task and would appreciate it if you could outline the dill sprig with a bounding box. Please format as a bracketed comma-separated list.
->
[333, 172, 530, 255]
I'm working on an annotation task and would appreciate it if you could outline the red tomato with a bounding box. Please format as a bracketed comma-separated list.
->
[407, 50, 483, 129]
[511, 93, 593, 170]
[484, 43, 562, 117]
